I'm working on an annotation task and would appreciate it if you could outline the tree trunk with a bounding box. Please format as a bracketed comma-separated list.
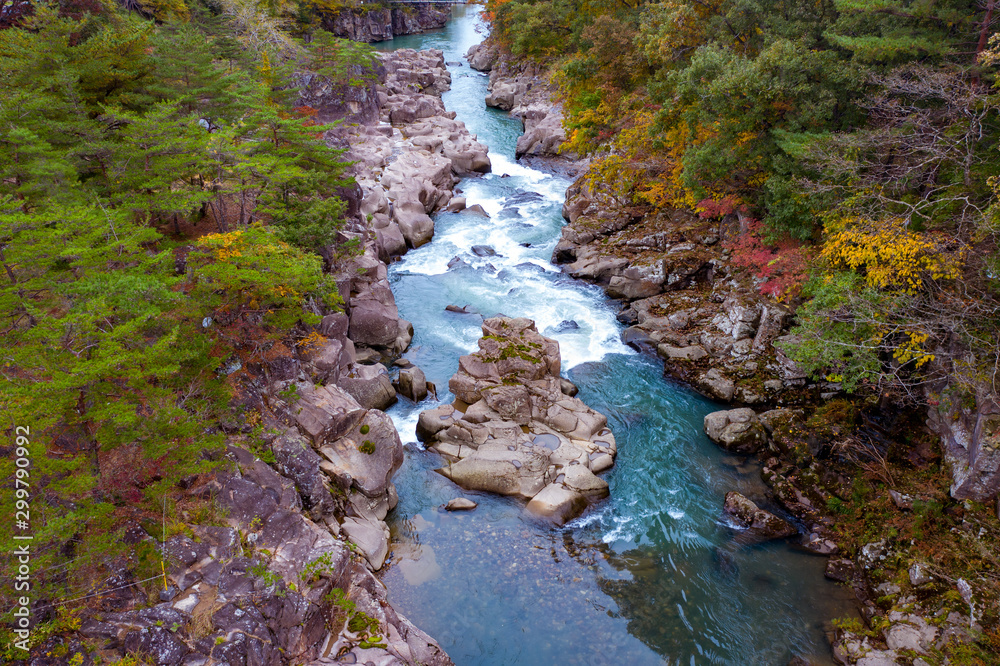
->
[975, 0, 996, 85]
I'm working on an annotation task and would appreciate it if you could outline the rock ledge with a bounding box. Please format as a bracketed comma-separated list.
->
[418, 317, 616, 525]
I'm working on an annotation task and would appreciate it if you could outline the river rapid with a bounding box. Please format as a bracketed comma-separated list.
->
[374, 8, 855, 665]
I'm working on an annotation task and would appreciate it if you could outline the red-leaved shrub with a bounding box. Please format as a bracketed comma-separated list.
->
[724, 218, 810, 301]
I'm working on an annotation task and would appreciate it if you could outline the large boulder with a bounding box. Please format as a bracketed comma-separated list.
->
[513, 103, 568, 159]
[526, 483, 588, 526]
[713, 297, 762, 341]
[285, 383, 367, 445]
[349, 298, 401, 349]
[466, 41, 498, 71]
[337, 363, 397, 411]
[341, 516, 390, 570]
[397, 365, 428, 402]
[317, 410, 404, 500]
[704, 408, 766, 454]
[271, 428, 337, 519]
[693, 369, 736, 403]
[418, 317, 615, 525]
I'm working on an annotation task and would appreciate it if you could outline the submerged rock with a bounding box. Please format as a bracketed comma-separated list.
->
[723, 491, 797, 543]
[445, 497, 478, 511]
[418, 317, 616, 526]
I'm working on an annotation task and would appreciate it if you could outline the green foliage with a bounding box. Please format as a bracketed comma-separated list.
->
[250, 560, 282, 588]
[0, 0, 358, 615]
[825, 0, 977, 64]
[491, 0, 578, 60]
[780, 272, 883, 392]
[188, 224, 334, 335]
[302, 551, 338, 584]
[324, 587, 387, 648]
[307, 31, 380, 88]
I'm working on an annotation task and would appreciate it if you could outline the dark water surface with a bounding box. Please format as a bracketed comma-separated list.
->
[374, 9, 855, 664]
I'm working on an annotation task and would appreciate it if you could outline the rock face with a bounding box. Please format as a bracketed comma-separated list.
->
[324, 3, 450, 43]
[295, 61, 384, 125]
[78, 445, 451, 666]
[417, 317, 616, 526]
[271, 379, 403, 570]
[927, 385, 1000, 501]
[467, 42, 570, 160]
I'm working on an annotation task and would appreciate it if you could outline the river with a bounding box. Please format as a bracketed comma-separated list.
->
[373, 8, 855, 665]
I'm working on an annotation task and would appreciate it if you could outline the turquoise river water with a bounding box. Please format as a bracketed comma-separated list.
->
[373, 8, 856, 665]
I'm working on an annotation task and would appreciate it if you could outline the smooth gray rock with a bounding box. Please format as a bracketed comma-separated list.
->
[704, 408, 766, 454]
[444, 497, 478, 511]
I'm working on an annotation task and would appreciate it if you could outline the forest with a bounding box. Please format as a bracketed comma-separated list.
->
[0, 0, 370, 653]
[3, 0, 1000, 662]
[487, 0, 1000, 400]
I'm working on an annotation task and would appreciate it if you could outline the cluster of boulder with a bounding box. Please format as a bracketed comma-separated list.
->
[70, 445, 451, 666]
[335, 48, 491, 257]
[466, 41, 570, 160]
[416, 317, 616, 526]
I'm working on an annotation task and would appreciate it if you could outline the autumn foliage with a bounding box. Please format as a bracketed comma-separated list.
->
[724, 218, 810, 301]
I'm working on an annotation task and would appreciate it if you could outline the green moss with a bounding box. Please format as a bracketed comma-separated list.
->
[358, 440, 376, 455]
[480, 334, 543, 364]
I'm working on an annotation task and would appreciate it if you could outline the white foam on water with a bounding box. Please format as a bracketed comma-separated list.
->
[388, 408, 424, 445]
[668, 508, 686, 520]
[488, 153, 554, 184]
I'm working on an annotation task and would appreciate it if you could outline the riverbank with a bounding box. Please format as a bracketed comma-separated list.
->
[466, 33, 1000, 666]
[40, 42, 504, 666]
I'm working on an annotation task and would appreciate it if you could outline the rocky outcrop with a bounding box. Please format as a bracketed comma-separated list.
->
[836, 609, 980, 665]
[269, 376, 403, 570]
[323, 3, 450, 43]
[417, 317, 616, 526]
[551, 180, 825, 409]
[465, 41, 499, 72]
[927, 385, 1000, 501]
[467, 42, 570, 160]
[337, 49, 490, 260]
[295, 60, 384, 125]
[77, 445, 451, 666]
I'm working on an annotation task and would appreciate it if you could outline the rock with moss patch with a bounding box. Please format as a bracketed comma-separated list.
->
[419, 317, 615, 525]
[704, 408, 766, 454]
